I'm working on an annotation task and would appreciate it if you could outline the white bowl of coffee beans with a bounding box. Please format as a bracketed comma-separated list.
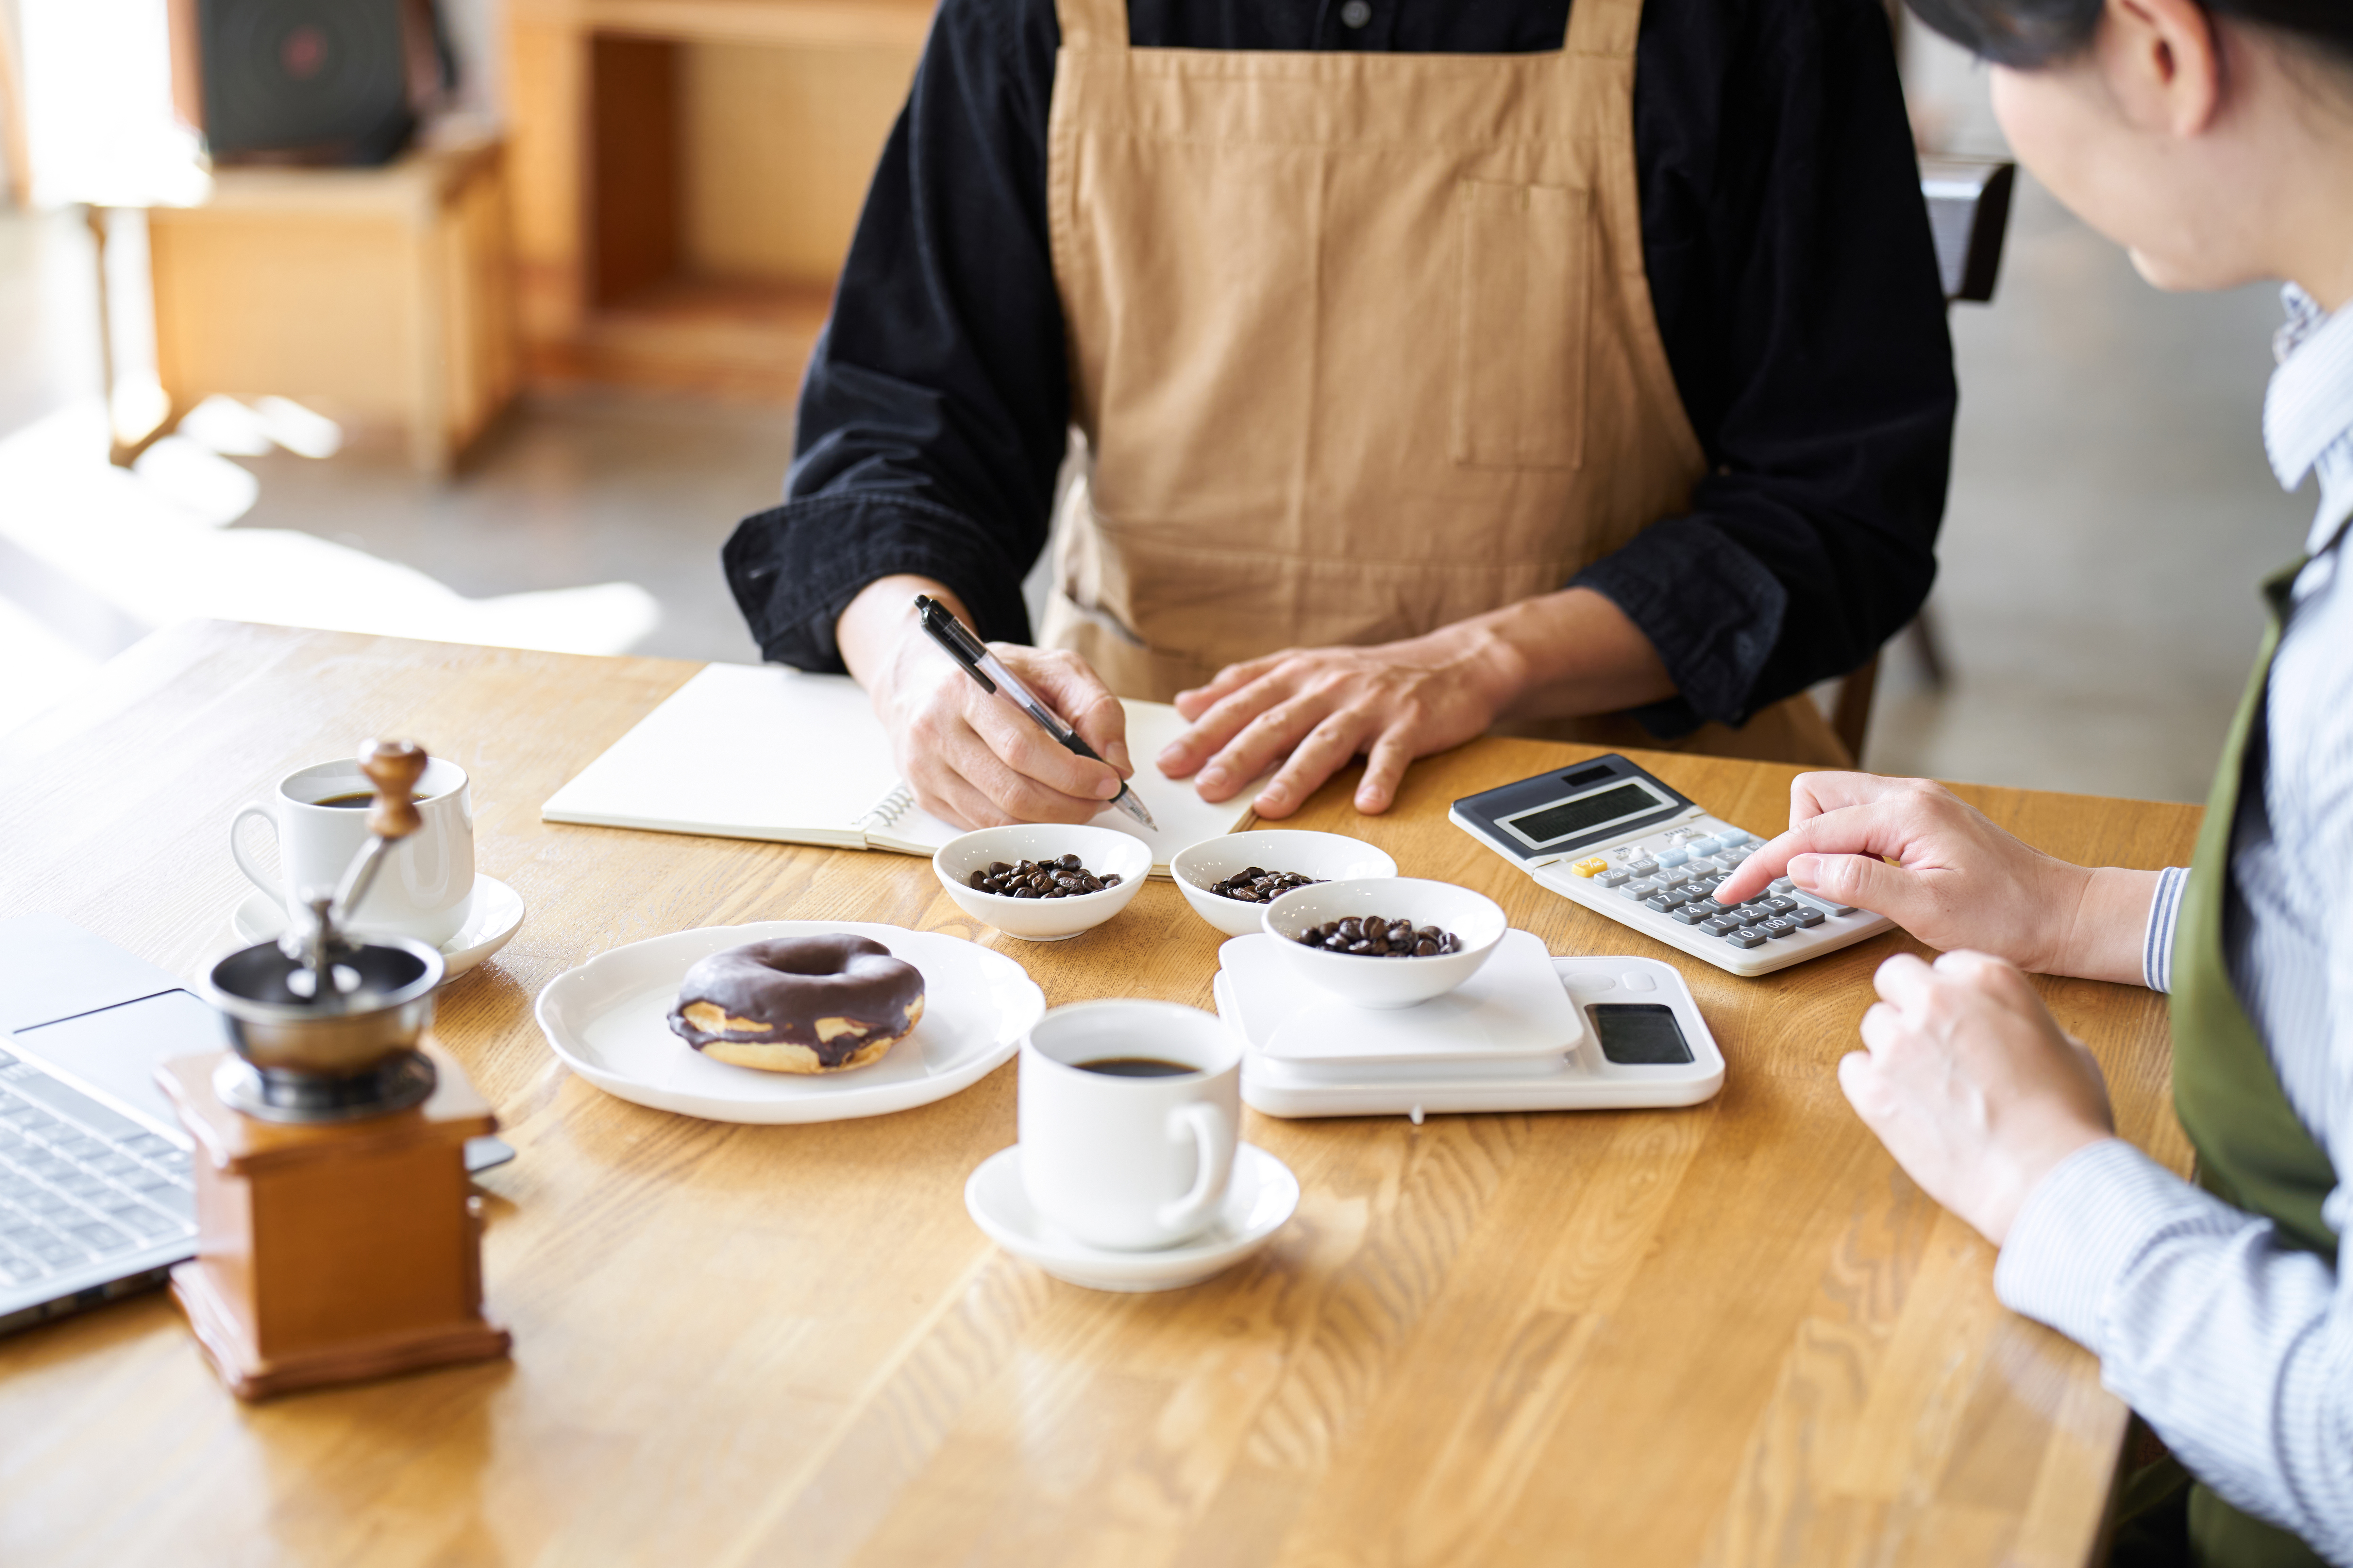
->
[1169, 830, 1400, 937]
[1261, 877, 1509, 1009]
[933, 823, 1153, 942]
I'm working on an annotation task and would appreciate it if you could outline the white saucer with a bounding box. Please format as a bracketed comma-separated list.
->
[534, 921, 1044, 1125]
[231, 873, 526, 982]
[963, 1142, 1299, 1293]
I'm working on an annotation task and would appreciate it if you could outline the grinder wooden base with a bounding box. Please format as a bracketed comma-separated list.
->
[157, 1042, 511, 1401]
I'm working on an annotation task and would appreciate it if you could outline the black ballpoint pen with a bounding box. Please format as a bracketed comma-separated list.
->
[912, 595, 1158, 831]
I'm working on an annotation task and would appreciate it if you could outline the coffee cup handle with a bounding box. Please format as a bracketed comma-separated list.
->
[1156, 1103, 1236, 1234]
[229, 803, 285, 913]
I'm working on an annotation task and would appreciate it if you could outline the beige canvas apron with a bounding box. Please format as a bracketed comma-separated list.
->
[1038, 0, 1849, 767]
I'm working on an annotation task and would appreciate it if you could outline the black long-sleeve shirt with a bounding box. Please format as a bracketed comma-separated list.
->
[723, 0, 1955, 734]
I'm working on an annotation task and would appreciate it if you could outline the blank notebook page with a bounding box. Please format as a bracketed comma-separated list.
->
[539, 664, 1255, 872]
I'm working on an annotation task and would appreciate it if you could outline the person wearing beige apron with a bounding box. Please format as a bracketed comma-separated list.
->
[1717, 0, 2353, 1557]
[726, 0, 1953, 831]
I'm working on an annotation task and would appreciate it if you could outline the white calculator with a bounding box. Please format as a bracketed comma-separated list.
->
[1449, 753, 1893, 977]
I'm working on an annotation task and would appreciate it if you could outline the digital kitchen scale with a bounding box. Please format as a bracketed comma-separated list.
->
[1449, 754, 1894, 977]
[1213, 931, 1724, 1120]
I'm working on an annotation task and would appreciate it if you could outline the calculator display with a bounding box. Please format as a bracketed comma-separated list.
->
[1503, 782, 1661, 847]
[1586, 1004, 1695, 1066]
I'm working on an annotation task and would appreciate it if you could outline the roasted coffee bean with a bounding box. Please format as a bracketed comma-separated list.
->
[1198, 865, 1325, 903]
[974, 853, 1123, 898]
[1295, 915, 1464, 957]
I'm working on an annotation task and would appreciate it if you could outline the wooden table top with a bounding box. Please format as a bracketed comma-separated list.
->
[0, 622, 2201, 1567]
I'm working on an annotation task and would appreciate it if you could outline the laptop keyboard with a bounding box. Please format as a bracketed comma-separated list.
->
[0, 1049, 196, 1288]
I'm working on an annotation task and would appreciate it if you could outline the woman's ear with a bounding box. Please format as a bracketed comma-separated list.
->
[2103, 0, 2223, 136]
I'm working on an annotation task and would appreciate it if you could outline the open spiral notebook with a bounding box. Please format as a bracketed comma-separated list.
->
[539, 664, 1258, 875]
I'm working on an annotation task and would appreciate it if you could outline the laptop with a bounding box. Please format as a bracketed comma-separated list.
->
[0, 915, 511, 1336]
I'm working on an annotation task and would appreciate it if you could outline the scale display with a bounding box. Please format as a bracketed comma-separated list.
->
[1588, 1003, 1693, 1066]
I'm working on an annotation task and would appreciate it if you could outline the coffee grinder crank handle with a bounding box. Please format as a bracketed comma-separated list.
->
[331, 740, 429, 923]
[279, 740, 430, 990]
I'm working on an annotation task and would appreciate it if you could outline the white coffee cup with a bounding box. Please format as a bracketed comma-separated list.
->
[230, 756, 475, 947]
[1019, 1000, 1243, 1251]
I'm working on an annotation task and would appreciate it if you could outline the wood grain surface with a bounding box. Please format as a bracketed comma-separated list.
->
[0, 622, 2201, 1567]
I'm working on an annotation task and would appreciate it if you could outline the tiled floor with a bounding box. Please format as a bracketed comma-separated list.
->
[0, 176, 2318, 803]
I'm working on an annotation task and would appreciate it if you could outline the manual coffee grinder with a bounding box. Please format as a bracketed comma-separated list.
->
[163, 739, 510, 1400]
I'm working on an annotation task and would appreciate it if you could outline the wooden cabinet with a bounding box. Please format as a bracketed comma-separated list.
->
[504, 0, 929, 398]
[146, 127, 522, 474]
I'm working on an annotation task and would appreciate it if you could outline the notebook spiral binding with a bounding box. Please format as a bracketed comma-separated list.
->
[855, 782, 917, 832]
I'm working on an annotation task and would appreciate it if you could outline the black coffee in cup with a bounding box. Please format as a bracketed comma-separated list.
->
[314, 792, 374, 808]
[1076, 1057, 1196, 1078]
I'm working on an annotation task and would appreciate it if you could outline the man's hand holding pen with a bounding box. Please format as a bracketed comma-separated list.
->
[837, 576, 1134, 831]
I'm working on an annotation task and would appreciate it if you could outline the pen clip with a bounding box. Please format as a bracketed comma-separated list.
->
[914, 595, 994, 692]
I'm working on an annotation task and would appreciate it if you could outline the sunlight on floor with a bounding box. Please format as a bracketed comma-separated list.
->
[0, 593, 97, 737]
[0, 398, 664, 738]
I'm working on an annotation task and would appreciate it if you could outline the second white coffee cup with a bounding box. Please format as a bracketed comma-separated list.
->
[230, 756, 475, 946]
[1019, 1000, 1242, 1252]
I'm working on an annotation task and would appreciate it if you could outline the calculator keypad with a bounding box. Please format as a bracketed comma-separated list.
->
[1577, 823, 1864, 955]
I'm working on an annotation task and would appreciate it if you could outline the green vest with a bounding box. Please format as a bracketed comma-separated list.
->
[2147, 560, 2337, 1567]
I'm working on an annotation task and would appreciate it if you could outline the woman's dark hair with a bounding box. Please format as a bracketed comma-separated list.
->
[1907, 0, 2353, 71]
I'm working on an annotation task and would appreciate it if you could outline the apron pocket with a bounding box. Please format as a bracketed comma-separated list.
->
[1450, 179, 1590, 471]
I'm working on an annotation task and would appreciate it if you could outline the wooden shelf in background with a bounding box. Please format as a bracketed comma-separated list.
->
[507, 0, 926, 402]
[528, 274, 831, 399]
[146, 127, 522, 474]
[564, 0, 931, 49]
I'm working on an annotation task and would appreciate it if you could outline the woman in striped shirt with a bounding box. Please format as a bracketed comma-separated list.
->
[1717, 1, 2353, 1561]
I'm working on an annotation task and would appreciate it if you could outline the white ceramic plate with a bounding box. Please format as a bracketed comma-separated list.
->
[534, 921, 1044, 1124]
[232, 872, 527, 982]
[963, 1142, 1299, 1292]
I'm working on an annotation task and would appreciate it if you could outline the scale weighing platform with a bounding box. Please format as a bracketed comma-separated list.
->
[1449, 753, 1893, 977]
[1214, 931, 1724, 1119]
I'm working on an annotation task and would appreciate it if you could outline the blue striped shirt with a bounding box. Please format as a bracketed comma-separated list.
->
[1995, 285, 2353, 1561]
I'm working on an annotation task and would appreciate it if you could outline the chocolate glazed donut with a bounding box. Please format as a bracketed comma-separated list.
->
[669, 935, 926, 1074]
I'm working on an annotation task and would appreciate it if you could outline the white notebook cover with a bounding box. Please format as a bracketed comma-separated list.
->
[539, 664, 1256, 874]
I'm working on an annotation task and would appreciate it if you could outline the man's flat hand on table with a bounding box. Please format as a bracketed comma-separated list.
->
[1154, 586, 1679, 819]
[1156, 629, 1518, 819]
